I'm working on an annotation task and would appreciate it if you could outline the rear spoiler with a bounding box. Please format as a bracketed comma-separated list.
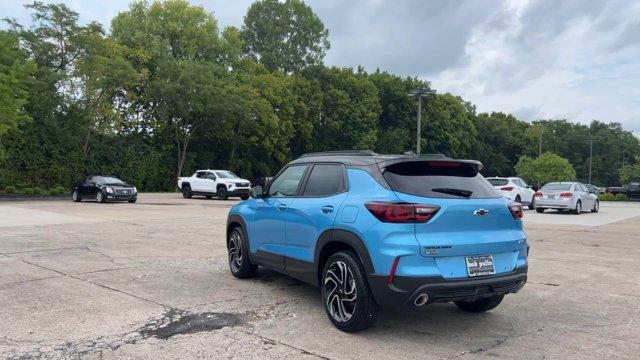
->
[376, 157, 484, 172]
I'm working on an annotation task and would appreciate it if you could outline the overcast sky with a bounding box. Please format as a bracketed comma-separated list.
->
[3, 0, 639, 133]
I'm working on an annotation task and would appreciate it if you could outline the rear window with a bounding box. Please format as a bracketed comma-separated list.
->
[382, 161, 499, 199]
[487, 178, 508, 186]
[541, 183, 572, 191]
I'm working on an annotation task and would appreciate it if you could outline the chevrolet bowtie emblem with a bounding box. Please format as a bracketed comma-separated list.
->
[474, 209, 489, 216]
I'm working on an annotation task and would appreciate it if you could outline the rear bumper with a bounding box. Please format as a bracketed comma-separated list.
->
[369, 266, 527, 307]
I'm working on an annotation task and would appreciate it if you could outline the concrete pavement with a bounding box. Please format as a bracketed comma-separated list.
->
[0, 193, 638, 359]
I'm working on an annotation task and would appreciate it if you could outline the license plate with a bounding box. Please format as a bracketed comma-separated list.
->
[544, 194, 555, 199]
[466, 255, 495, 277]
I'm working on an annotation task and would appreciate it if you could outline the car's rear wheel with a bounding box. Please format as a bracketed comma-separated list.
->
[574, 200, 582, 215]
[455, 295, 504, 313]
[240, 194, 250, 200]
[591, 199, 599, 213]
[217, 187, 228, 200]
[536, 208, 545, 213]
[182, 185, 192, 199]
[72, 190, 81, 202]
[96, 191, 106, 203]
[321, 251, 377, 332]
[228, 227, 257, 278]
[205, 195, 213, 199]
[128, 199, 137, 203]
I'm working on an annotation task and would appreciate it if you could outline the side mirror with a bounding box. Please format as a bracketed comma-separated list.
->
[250, 186, 264, 199]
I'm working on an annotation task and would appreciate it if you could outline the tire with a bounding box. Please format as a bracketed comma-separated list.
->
[205, 195, 213, 199]
[515, 195, 521, 203]
[217, 186, 228, 200]
[591, 200, 599, 213]
[536, 208, 545, 213]
[240, 194, 250, 200]
[96, 191, 106, 203]
[574, 200, 582, 215]
[321, 251, 378, 332]
[72, 190, 81, 202]
[182, 185, 192, 199]
[227, 227, 257, 279]
[528, 196, 536, 210]
[128, 199, 137, 203]
[455, 295, 504, 313]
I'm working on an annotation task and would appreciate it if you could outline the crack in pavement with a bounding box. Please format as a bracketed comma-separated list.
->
[235, 329, 331, 360]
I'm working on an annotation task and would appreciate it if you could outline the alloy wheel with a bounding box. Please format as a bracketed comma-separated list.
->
[72, 191, 78, 201]
[324, 261, 358, 323]
[97, 192, 103, 203]
[228, 231, 243, 273]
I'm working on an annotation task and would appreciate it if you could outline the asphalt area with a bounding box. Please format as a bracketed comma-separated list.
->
[1, 194, 639, 359]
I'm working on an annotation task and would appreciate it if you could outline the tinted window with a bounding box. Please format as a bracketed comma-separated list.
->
[206, 172, 216, 180]
[196, 172, 207, 178]
[303, 164, 345, 196]
[95, 177, 124, 185]
[382, 161, 499, 199]
[541, 183, 572, 191]
[269, 165, 307, 197]
[215, 171, 238, 179]
[487, 178, 509, 186]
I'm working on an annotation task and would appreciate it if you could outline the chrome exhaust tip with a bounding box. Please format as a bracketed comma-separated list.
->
[413, 293, 430, 306]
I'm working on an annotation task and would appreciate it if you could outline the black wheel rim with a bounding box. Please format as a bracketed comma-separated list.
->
[323, 261, 357, 323]
[218, 189, 224, 197]
[228, 231, 242, 272]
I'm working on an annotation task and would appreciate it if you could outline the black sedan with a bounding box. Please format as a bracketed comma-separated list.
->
[72, 176, 137, 203]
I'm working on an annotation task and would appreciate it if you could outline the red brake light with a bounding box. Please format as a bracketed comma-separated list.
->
[508, 202, 523, 219]
[365, 202, 440, 223]
[500, 186, 514, 191]
[535, 191, 542, 197]
[560, 192, 572, 198]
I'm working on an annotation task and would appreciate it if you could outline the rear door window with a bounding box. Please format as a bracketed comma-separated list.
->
[382, 161, 499, 199]
[542, 183, 572, 191]
[302, 164, 346, 196]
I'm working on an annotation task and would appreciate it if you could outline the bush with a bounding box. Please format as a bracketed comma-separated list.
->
[598, 193, 615, 201]
[41, 190, 50, 196]
[5, 185, 16, 193]
[49, 188, 60, 195]
[32, 187, 43, 195]
[56, 186, 67, 194]
[614, 193, 629, 201]
[23, 187, 34, 195]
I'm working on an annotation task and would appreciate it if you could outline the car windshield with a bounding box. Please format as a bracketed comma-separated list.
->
[382, 161, 499, 199]
[487, 178, 509, 186]
[215, 171, 238, 179]
[541, 183, 572, 191]
[96, 177, 125, 185]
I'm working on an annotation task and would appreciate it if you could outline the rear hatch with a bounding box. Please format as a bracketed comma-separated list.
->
[380, 160, 525, 279]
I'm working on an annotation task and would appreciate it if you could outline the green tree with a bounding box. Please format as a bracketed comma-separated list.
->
[242, 0, 330, 73]
[619, 156, 640, 183]
[515, 152, 576, 185]
[472, 112, 530, 176]
[420, 93, 476, 158]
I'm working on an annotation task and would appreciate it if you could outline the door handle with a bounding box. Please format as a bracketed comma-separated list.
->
[277, 203, 288, 211]
[321, 205, 334, 213]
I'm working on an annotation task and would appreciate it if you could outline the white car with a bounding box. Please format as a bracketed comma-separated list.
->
[486, 177, 536, 209]
[534, 182, 599, 214]
[177, 170, 251, 200]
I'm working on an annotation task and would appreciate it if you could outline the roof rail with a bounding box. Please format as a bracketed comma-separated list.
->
[299, 150, 379, 158]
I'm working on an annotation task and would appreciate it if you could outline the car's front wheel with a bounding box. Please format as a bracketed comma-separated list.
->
[455, 294, 504, 313]
[528, 196, 536, 210]
[228, 227, 257, 278]
[72, 190, 81, 202]
[591, 199, 599, 213]
[321, 251, 377, 332]
[96, 191, 106, 203]
[536, 208, 545, 213]
[182, 185, 192, 199]
[217, 187, 228, 200]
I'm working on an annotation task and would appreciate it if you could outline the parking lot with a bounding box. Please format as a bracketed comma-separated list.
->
[1, 194, 639, 359]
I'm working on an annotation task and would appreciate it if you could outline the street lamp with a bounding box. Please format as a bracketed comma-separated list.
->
[408, 88, 436, 155]
[532, 120, 551, 156]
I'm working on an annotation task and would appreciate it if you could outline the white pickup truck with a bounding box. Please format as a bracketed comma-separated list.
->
[177, 169, 251, 200]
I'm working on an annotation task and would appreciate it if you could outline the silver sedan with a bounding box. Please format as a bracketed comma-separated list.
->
[535, 182, 599, 214]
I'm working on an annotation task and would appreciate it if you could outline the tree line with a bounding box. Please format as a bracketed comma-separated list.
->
[1, 0, 639, 192]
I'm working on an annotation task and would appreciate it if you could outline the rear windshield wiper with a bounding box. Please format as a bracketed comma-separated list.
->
[431, 188, 473, 198]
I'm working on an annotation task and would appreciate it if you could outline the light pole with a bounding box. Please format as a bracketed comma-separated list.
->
[585, 139, 598, 185]
[533, 120, 550, 156]
[408, 88, 435, 155]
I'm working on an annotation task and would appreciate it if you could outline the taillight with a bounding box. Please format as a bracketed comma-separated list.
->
[500, 186, 514, 191]
[508, 202, 523, 219]
[535, 191, 543, 197]
[365, 202, 440, 223]
[560, 192, 572, 198]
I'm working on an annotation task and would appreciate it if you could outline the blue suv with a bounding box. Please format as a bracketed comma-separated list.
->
[226, 151, 528, 332]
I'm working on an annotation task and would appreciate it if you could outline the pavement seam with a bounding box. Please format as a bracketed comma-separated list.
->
[235, 328, 331, 360]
